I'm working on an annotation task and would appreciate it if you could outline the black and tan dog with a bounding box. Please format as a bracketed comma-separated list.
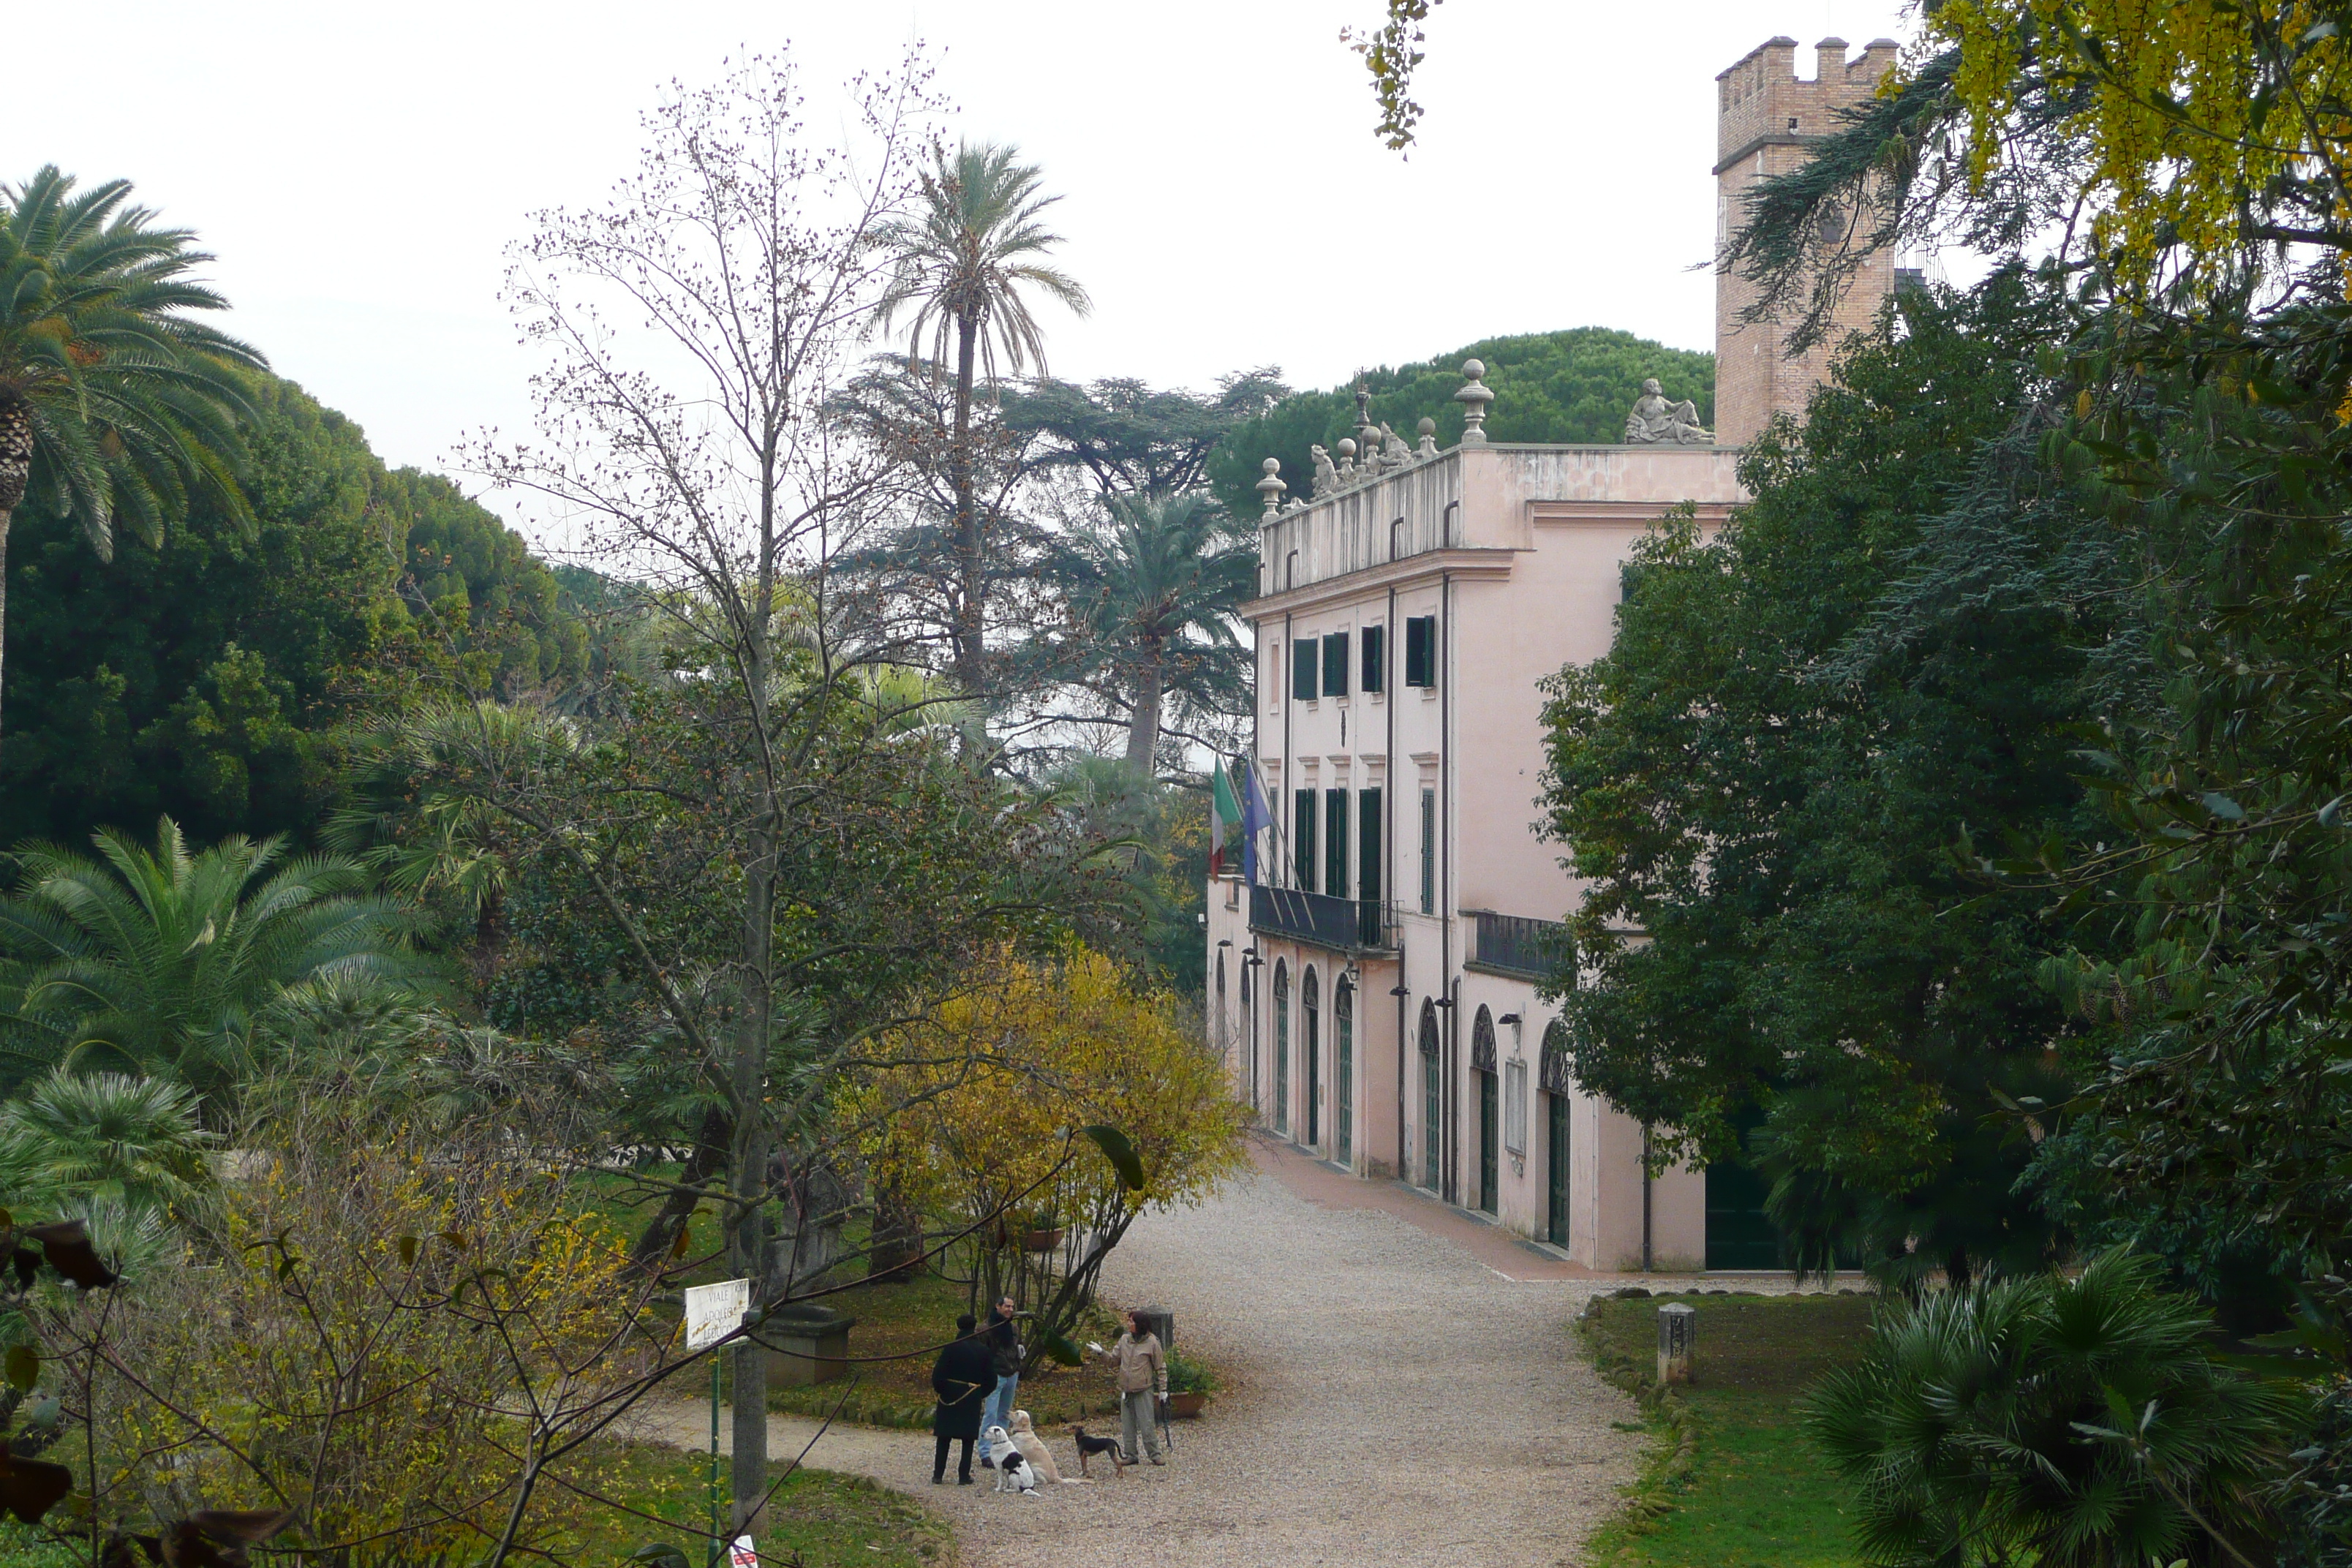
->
[1066, 1424, 1128, 1480]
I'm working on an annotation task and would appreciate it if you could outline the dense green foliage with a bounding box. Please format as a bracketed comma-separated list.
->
[1803, 1251, 2298, 1567]
[1539, 278, 2092, 1284]
[1205, 327, 1712, 520]
[1, 376, 585, 848]
[0, 818, 425, 1097]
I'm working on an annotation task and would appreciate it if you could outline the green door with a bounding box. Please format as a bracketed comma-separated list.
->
[1421, 1049, 1441, 1190]
[1478, 1072, 1499, 1213]
[1705, 1105, 1780, 1269]
[1273, 965, 1289, 1134]
[1335, 984, 1354, 1165]
[1546, 1092, 1570, 1245]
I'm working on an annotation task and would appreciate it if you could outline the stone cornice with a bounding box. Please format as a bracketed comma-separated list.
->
[1714, 130, 1822, 176]
[1243, 546, 1519, 620]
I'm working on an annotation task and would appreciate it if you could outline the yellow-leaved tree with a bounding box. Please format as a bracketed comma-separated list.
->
[1928, 0, 2351, 292]
[849, 945, 1248, 1364]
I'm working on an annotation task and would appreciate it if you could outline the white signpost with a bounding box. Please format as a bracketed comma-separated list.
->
[685, 1279, 750, 1567]
[685, 1278, 751, 1351]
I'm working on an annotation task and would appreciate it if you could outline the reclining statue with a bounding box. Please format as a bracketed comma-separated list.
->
[1623, 378, 1714, 445]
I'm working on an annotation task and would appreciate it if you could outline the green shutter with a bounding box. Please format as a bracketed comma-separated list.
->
[1359, 788, 1382, 907]
[1292, 640, 1318, 701]
[1294, 789, 1317, 890]
[1404, 617, 1437, 687]
[1360, 625, 1385, 693]
[1324, 789, 1348, 899]
[1419, 788, 1436, 913]
[1322, 632, 1349, 697]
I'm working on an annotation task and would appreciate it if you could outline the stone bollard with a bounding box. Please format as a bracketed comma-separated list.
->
[1656, 1303, 1695, 1387]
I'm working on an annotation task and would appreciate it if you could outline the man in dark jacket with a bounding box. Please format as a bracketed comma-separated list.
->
[930, 1313, 994, 1484]
[979, 1295, 1022, 1466]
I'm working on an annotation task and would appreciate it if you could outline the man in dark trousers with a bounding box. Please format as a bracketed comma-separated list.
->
[930, 1313, 993, 1484]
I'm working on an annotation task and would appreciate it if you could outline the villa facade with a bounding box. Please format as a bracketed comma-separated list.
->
[1203, 34, 1896, 1270]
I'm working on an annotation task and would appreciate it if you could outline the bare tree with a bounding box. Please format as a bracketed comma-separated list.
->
[461, 51, 949, 1535]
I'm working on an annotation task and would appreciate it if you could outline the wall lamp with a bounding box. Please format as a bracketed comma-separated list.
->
[1498, 1013, 1521, 1026]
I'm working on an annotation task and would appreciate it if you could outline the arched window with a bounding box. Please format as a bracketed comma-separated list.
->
[1540, 1017, 1573, 1094]
[1302, 966, 1321, 1148]
[1471, 1005, 1499, 1214]
[1333, 979, 1354, 1166]
[1417, 998, 1441, 1191]
[1272, 960, 1291, 1135]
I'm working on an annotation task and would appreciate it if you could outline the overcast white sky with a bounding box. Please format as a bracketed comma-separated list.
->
[6, 0, 1914, 535]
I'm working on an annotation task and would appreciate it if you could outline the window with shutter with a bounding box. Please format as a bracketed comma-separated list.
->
[1292, 639, 1319, 702]
[1322, 632, 1349, 698]
[1403, 615, 1438, 687]
[1324, 789, 1348, 899]
[1357, 788, 1382, 908]
[1294, 789, 1317, 890]
[1419, 788, 1436, 913]
[1360, 625, 1385, 693]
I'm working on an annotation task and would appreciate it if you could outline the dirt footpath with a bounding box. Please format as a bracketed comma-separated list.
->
[641, 1139, 1681, 1567]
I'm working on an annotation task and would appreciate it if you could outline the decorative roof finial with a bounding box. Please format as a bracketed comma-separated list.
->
[1335, 436, 1357, 479]
[1256, 456, 1287, 521]
[1454, 360, 1493, 446]
[1416, 416, 1439, 457]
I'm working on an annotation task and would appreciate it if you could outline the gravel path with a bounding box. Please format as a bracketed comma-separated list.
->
[644, 1139, 1673, 1567]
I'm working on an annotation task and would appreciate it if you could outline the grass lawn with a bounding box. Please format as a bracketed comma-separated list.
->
[1579, 1289, 1880, 1568]
[577, 1438, 951, 1567]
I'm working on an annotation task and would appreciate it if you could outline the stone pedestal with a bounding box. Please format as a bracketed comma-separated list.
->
[761, 1305, 855, 1387]
[1656, 1303, 1695, 1386]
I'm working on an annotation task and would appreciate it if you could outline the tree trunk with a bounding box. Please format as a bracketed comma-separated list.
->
[949, 313, 984, 696]
[1123, 651, 1164, 774]
[728, 820, 776, 1538]
[624, 1107, 731, 1275]
[0, 391, 28, 750]
[867, 1180, 926, 1282]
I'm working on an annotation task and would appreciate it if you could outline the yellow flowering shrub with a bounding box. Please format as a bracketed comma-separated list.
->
[848, 946, 1248, 1317]
[48, 1109, 669, 1567]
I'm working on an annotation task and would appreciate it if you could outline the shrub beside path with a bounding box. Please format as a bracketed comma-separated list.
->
[644, 1137, 1759, 1566]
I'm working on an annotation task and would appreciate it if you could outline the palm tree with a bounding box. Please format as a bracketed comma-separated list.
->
[0, 1068, 216, 1216]
[872, 143, 1090, 696]
[1050, 491, 1256, 772]
[0, 818, 428, 1098]
[0, 167, 266, 736]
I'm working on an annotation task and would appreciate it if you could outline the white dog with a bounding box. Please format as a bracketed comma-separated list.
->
[1008, 1409, 1077, 1483]
[981, 1425, 1038, 1496]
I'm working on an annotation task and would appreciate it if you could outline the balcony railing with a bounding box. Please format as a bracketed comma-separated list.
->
[1249, 885, 1389, 952]
[1466, 910, 1571, 981]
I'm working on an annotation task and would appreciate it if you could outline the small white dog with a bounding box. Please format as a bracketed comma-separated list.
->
[981, 1425, 1038, 1496]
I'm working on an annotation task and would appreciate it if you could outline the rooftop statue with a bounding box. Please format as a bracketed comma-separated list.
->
[1310, 444, 1338, 497]
[1379, 422, 1413, 464]
[1623, 378, 1713, 445]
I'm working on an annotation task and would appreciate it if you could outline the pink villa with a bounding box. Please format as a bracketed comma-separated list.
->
[1202, 34, 1896, 1271]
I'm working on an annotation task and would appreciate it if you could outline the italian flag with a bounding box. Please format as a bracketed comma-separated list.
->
[1210, 761, 1243, 879]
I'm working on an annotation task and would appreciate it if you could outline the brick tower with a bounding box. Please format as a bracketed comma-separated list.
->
[1712, 36, 1901, 448]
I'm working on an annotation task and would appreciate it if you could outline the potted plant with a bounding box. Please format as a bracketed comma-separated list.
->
[1163, 1349, 1214, 1418]
[1021, 1207, 1065, 1253]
